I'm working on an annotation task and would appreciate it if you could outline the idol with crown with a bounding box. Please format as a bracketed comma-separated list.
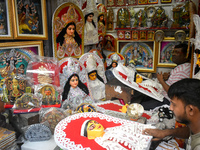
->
[79, 53, 107, 101]
[59, 57, 93, 111]
[83, 0, 98, 51]
[52, 3, 84, 60]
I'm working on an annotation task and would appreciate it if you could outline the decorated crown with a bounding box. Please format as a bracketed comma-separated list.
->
[83, 0, 98, 17]
[61, 4, 79, 27]
[63, 57, 80, 79]
[86, 54, 97, 73]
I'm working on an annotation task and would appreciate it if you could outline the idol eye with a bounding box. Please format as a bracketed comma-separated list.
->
[88, 124, 95, 130]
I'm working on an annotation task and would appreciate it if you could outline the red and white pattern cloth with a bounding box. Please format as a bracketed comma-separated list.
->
[166, 63, 191, 86]
[163, 63, 191, 100]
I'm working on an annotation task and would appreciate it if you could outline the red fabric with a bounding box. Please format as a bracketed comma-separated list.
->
[42, 104, 61, 108]
[4, 104, 13, 109]
[118, 72, 127, 80]
[32, 62, 60, 86]
[142, 113, 151, 119]
[13, 107, 41, 114]
[97, 103, 123, 112]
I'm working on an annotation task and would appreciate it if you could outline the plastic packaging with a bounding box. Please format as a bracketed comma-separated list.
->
[12, 93, 42, 114]
[39, 107, 67, 133]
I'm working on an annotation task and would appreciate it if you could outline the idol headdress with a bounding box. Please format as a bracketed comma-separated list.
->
[59, 57, 87, 88]
[106, 53, 125, 67]
[83, 0, 98, 18]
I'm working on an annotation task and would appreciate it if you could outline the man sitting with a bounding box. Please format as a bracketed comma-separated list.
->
[143, 78, 200, 150]
[134, 43, 191, 110]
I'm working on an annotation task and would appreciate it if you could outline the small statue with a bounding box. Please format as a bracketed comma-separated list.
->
[83, 0, 98, 46]
[134, 9, 147, 27]
[79, 54, 107, 101]
[60, 57, 93, 110]
[117, 8, 130, 28]
[152, 7, 168, 27]
[107, 8, 114, 30]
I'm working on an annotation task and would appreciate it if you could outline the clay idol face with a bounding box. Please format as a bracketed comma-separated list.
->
[81, 120, 105, 140]
[89, 72, 97, 81]
[87, 120, 105, 139]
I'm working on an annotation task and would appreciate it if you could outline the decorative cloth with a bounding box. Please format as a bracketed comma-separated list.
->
[54, 112, 155, 150]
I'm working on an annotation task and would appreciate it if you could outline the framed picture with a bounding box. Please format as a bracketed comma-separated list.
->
[139, 31, 146, 40]
[12, 0, 48, 40]
[106, 0, 115, 7]
[0, 0, 13, 39]
[132, 31, 139, 40]
[158, 40, 177, 67]
[138, 0, 148, 5]
[161, 0, 172, 3]
[116, 0, 126, 6]
[52, 3, 84, 60]
[148, 0, 158, 4]
[118, 41, 156, 72]
[147, 31, 155, 40]
[0, 41, 43, 81]
[104, 34, 116, 52]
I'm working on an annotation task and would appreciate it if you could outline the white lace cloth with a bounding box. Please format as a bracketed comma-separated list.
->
[54, 112, 155, 150]
[95, 124, 153, 150]
[88, 79, 105, 100]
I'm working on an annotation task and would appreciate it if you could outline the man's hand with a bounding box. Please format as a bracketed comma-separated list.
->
[157, 72, 164, 84]
[163, 72, 170, 81]
[142, 128, 169, 141]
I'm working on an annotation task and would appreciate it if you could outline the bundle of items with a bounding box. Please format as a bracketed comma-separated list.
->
[0, 127, 16, 150]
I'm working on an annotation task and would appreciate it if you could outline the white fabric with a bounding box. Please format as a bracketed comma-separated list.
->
[84, 21, 98, 45]
[95, 124, 153, 150]
[88, 79, 105, 100]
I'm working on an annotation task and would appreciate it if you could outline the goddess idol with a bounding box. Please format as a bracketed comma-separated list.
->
[53, 3, 84, 60]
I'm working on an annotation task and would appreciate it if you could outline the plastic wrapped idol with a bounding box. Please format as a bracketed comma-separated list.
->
[79, 53, 107, 101]
[59, 57, 94, 111]
[83, 0, 98, 46]
[26, 56, 62, 108]
[2, 76, 33, 109]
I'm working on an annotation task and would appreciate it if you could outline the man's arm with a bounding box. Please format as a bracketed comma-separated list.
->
[157, 72, 170, 92]
[142, 127, 190, 141]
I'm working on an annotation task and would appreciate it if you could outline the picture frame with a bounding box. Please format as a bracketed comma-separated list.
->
[118, 41, 156, 72]
[148, 0, 158, 4]
[106, 0, 115, 7]
[147, 31, 155, 40]
[52, 2, 84, 60]
[157, 40, 177, 67]
[139, 31, 146, 40]
[161, 0, 172, 3]
[138, 0, 148, 5]
[12, 0, 48, 40]
[132, 31, 139, 40]
[0, 0, 13, 39]
[0, 41, 44, 56]
[104, 34, 116, 52]
[116, 0, 126, 6]
[0, 41, 43, 81]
